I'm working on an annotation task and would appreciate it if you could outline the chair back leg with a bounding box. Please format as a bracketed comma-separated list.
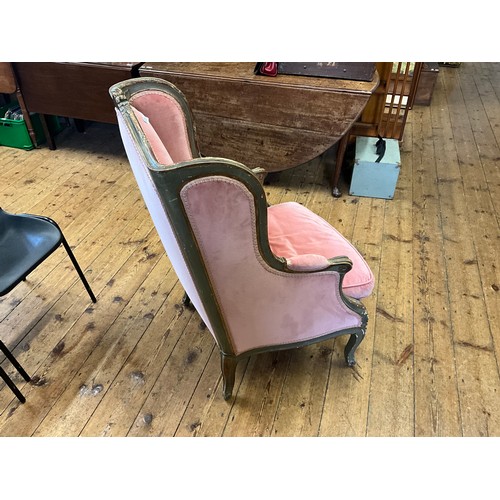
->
[34, 215, 97, 303]
[60, 237, 97, 303]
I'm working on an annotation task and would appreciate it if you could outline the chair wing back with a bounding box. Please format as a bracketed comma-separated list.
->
[111, 79, 216, 339]
[111, 78, 267, 356]
[128, 88, 195, 164]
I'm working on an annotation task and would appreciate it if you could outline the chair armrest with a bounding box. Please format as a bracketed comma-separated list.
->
[285, 254, 352, 274]
[284, 254, 365, 315]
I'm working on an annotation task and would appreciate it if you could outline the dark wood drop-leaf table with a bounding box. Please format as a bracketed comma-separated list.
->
[139, 62, 380, 195]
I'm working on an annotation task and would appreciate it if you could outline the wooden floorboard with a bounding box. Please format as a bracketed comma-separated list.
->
[1, 62, 499, 436]
[411, 103, 462, 436]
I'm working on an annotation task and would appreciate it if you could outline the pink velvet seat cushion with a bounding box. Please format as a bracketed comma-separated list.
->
[267, 202, 375, 299]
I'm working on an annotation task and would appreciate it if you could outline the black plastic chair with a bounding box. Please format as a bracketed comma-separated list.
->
[0, 207, 96, 403]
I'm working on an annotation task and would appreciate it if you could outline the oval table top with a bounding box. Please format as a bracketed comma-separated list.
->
[139, 62, 380, 172]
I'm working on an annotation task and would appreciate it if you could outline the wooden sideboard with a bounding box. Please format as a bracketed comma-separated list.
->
[0, 63, 17, 94]
[12, 62, 143, 124]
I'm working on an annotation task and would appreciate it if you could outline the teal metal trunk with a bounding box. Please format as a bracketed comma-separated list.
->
[349, 136, 401, 200]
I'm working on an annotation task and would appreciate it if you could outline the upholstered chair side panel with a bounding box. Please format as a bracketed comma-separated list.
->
[116, 112, 215, 337]
[180, 176, 362, 356]
[129, 92, 193, 164]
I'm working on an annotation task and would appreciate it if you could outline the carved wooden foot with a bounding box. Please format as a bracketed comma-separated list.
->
[344, 329, 365, 366]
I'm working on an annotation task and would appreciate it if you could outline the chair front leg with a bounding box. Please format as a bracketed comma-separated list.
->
[0, 340, 31, 382]
[0, 340, 31, 404]
[0, 366, 26, 403]
[343, 328, 366, 366]
[220, 353, 238, 400]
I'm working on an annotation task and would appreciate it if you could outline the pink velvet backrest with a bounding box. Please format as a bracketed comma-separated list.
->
[130, 91, 194, 164]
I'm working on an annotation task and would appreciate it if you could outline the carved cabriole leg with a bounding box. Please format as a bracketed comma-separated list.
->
[220, 353, 238, 400]
[344, 328, 366, 366]
[335, 275, 368, 367]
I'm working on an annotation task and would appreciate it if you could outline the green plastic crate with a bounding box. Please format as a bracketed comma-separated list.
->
[0, 102, 63, 150]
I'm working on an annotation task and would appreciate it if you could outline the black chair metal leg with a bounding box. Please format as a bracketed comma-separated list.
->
[0, 366, 26, 403]
[60, 236, 97, 303]
[0, 340, 31, 404]
[29, 215, 96, 304]
[0, 340, 31, 381]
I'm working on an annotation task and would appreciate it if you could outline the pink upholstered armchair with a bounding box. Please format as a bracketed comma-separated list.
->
[109, 77, 374, 400]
